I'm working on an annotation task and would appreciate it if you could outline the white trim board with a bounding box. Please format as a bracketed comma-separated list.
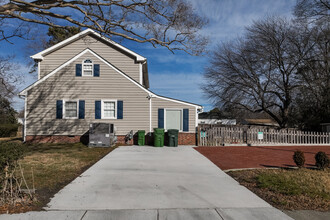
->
[19, 48, 202, 108]
[31, 28, 146, 62]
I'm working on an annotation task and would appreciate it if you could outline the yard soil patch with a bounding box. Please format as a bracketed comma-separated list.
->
[195, 145, 330, 170]
[0, 142, 116, 214]
[227, 169, 330, 211]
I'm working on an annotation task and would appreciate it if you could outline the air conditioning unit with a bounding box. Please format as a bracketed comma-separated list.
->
[89, 123, 116, 147]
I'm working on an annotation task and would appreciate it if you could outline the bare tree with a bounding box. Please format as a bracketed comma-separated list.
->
[203, 17, 315, 128]
[0, 0, 208, 55]
[0, 56, 21, 99]
[294, 0, 330, 22]
[293, 22, 330, 130]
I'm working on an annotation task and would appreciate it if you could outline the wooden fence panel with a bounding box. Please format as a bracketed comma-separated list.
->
[198, 125, 330, 146]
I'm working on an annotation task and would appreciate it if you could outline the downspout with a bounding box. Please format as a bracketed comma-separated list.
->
[147, 93, 154, 133]
[37, 61, 41, 80]
[18, 94, 27, 142]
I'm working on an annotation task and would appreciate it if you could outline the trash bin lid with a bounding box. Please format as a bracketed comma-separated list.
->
[154, 128, 165, 134]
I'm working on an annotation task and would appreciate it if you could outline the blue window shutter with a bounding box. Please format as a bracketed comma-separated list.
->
[76, 64, 82, 77]
[95, 101, 101, 119]
[117, 101, 123, 119]
[79, 100, 85, 119]
[56, 100, 63, 119]
[94, 64, 100, 77]
[158, 109, 164, 128]
[183, 109, 189, 131]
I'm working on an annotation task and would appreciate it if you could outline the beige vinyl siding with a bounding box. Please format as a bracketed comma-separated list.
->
[27, 52, 149, 136]
[39, 34, 140, 82]
[151, 97, 196, 133]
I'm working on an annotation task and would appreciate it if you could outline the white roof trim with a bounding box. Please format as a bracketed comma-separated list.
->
[30, 28, 146, 62]
[20, 49, 202, 108]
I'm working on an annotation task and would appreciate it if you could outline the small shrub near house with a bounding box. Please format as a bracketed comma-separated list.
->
[0, 142, 32, 205]
[293, 150, 305, 168]
[315, 151, 329, 170]
[0, 124, 19, 137]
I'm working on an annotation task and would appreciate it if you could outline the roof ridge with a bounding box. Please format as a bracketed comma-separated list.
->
[30, 28, 146, 62]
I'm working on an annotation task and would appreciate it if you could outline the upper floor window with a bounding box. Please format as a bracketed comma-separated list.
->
[82, 59, 93, 76]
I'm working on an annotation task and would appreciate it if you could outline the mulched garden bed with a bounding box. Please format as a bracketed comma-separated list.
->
[195, 145, 330, 170]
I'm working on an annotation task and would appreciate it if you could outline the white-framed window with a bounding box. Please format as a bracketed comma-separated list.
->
[82, 59, 93, 76]
[101, 100, 117, 119]
[63, 100, 78, 119]
[165, 109, 183, 131]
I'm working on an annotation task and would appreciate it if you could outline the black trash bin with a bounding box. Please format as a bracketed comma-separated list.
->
[167, 129, 179, 147]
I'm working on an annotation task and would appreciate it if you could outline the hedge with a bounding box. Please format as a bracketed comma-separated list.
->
[0, 124, 20, 137]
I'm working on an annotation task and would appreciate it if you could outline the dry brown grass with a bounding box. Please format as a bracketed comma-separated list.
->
[19, 142, 115, 191]
[228, 168, 330, 210]
[1, 141, 116, 213]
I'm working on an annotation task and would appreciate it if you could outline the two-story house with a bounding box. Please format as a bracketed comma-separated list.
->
[19, 29, 202, 145]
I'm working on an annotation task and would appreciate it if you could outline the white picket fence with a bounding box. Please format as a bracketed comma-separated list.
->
[198, 125, 330, 146]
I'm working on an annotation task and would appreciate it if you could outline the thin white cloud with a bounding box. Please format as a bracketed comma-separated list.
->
[188, 0, 295, 47]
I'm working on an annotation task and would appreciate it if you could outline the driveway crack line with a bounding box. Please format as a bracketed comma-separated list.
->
[80, 210, 87, 220]
[215, 208, 225, 220]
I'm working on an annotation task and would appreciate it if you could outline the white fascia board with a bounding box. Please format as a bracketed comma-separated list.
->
[31, 29, 91, 60]
[30, 28, 146, 62]
[21, 48, 202, 109]
[93, 32, 146, 62]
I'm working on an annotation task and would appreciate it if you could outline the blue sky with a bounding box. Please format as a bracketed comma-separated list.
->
[0, 0, 295, 112]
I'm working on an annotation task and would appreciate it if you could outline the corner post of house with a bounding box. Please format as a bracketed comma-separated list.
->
[139, 63, 143, 84]
[37, 61, 41, 80]
[23, 94, 27, 142]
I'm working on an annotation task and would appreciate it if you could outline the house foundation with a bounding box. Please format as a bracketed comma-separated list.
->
[26, 132, 196, 146]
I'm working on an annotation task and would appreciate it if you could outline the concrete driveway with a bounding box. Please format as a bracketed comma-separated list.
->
[1, 146, 292, 219]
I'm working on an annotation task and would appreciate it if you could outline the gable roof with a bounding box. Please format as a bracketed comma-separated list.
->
[31, 28, 146, 62]
[20, 48, 202, 108]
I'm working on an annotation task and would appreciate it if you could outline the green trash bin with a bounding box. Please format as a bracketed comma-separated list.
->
[154, 128, 165, 147]
[168, 129, 179, 147]
[138, 130, 145, 146]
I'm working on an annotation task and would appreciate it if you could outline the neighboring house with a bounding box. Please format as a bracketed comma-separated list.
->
[198, 119, 236, 125]
[18, 29, 202, 145]
[239, 119, 279, 127]
[17, 118, 24, 125]
[321, 123, 330, 133]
